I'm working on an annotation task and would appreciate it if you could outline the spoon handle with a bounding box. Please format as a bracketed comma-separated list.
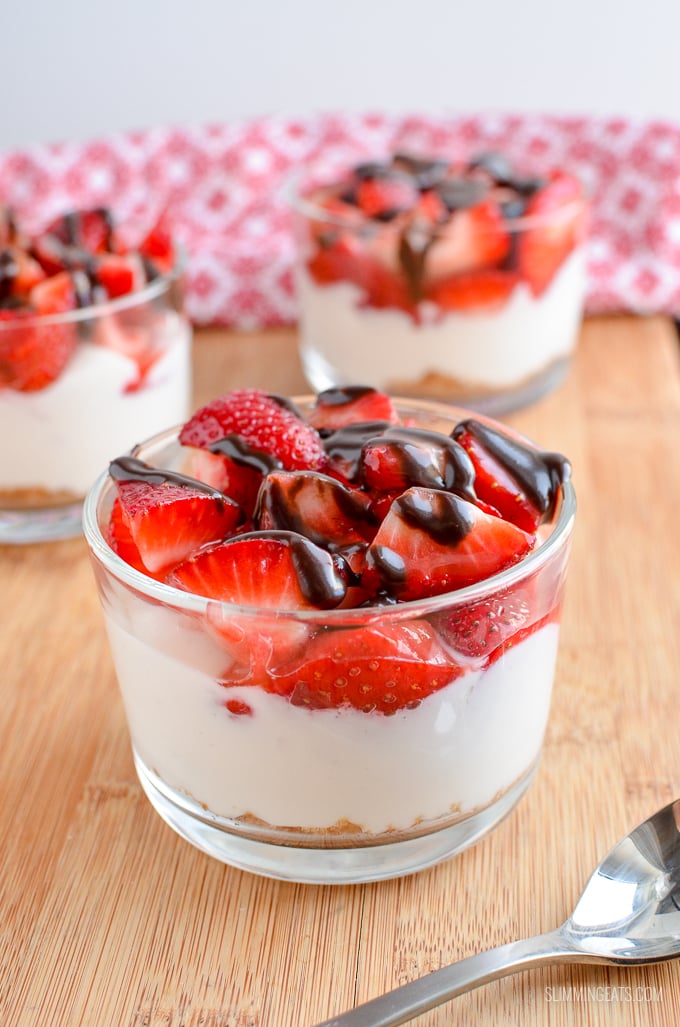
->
[314, 929, 579, 1027]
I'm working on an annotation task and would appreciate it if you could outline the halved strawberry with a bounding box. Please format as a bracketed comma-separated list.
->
[0, 309, 77, 391]
[179, 389, 327, 474]
[170, 530, 348, 611]
[308, 386, 399, 430]
[321, 420, 395, 485]
[452, 418, 571, 532]
[363, 486, 534, 601]
[517, 172, 586, 296]
[358, 426, 477, 498]
[269, 621, 461, 713]
[255, 470, 378, 549]
[110, 456, 242, 575]
[426, 268, 520, 311]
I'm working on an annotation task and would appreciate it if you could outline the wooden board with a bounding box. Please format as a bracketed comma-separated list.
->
[2, 315, 680, 1026]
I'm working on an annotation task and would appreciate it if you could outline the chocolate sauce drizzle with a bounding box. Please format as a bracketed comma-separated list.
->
[321, 420, 394, 481]
[109, 455, 237, 513]
[364, 427, 477, 499]
[368, 489, 475, 590]
[209, 434, 283, 476]
[255, 470, 377, 545]
[225, 529, 348, 609]
[316, 385, 378, 406]
[452, 419, 571, 518]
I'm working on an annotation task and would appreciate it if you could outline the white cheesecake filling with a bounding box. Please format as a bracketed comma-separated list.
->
[0, 313, 191, 496]
[297, 248, 585, 392]
[102, 599, 559, 835]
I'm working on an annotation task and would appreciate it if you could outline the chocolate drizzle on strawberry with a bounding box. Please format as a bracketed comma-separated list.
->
[209, 434, 283, 475]
[452, 419, 571, 518]
[109, 455, 233, 509]
[315, 385, 378, 406]
[367, 427, 477, 498]
[321, 420, 394, 481]
[395, 489, 475, 545]
[225, 529, 348, 608]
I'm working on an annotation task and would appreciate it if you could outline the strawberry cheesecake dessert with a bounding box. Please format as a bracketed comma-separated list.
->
[290, 152, 588, 414]
[0, 205, 191, 543]
[84, 384, 575, 882]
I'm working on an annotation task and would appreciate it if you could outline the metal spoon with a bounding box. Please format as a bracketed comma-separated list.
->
[316, 798, 680, 1027]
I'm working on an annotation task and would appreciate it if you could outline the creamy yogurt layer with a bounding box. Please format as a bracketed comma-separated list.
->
[102, 600, 559, 835]
[0, 313, 191, 496]
[298, 248, 586, 396]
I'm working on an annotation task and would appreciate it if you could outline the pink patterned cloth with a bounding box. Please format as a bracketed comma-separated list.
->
[1, 113, 680, 327]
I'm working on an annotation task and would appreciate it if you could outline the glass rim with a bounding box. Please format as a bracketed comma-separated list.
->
[83, 396, 577, 625]
[283, 166, 588, 235]
[0, 245, 186, 331]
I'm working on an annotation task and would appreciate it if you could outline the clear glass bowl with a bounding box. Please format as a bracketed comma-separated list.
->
[83, 397, 576, 884]
[0, 262, 192, 544]
[288, 162, 589, 417]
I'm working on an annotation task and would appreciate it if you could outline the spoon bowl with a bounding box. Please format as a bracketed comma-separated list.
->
[317, 798, 680, 1026]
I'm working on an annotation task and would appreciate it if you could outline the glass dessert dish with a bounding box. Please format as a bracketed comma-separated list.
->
[288, 153, 589, 416]
[84, 387, 575, 884]
[0, 207, 192, 544]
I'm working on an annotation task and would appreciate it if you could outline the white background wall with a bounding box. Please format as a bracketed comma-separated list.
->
[3, 0, 679, 151]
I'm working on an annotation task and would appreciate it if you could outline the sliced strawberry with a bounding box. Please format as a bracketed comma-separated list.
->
[95, 253, 146, 299]
[30, 269, 81, 314]
[179, 389, 326, 474]
[426, 268, 520, 311]
[107, 497, 151, 576]
[355, 175, 419, 220]
[452, 418, 571, 532]
[358, 426, 477, 498]
[363, 486, 534, 601]
[434, 587, 534, 664]
[0, 247, 46, 300]
[517, 172, 585, 296]
[255, 470, 378, 549]
[138, 218, 176, 274]
[0, 309, 77, 391]
[170, 530, 348, 611]
[110, 457, 242, 575]
[269, 621, 461, 713]
[320, 420, 394, 485]
[425, 199, 511, 279]
[308, 385, 399, 430]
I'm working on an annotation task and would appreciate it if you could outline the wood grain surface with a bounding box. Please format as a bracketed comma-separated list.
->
[2, 315, 680, 1026]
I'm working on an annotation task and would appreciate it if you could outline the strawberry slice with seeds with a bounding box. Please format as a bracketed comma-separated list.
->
[434, 587, 534, 665]
[270, 621, 461, 713]
[426, 268, 520, 311]
[180, 389, 326, 478]
[110, 456, 242, 575]
[363, 486, 534, 601]
[170, 529, 348, 611]
[452, 418, 571, 532]
[517, 172, 585, 296]
[0, 309, 77, 391]
[308, 385, 399, 430]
